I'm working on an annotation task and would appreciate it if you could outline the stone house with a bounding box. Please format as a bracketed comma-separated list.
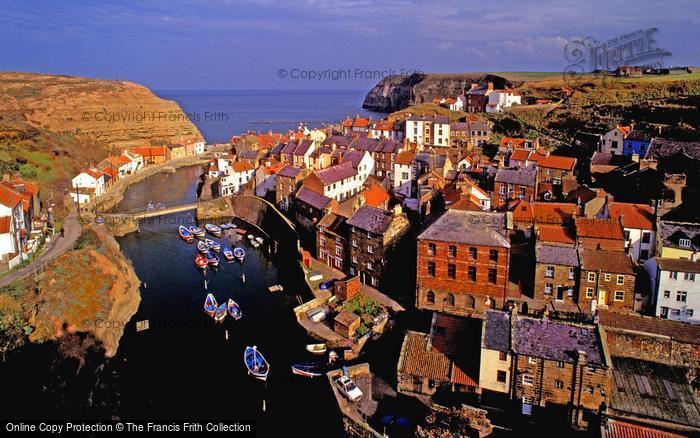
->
[578, 248, 637, 314]
[492, 169, 537, 210]
[575, 217, 626, 252]
[317, 212, 349, 272]
[534, 244, 579, 304]
[274, 165, 306, 209]
[334, 310, 361, 339]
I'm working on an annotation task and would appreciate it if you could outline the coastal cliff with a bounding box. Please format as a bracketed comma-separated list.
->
[362, 73, 518, 112]
[0, 72, 202, 193]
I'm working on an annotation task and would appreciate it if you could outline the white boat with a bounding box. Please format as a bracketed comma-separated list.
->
[233, 247, 245, 262]
[205, 224, 222, 237]
[306, 343, 327, 355]
[223, 248, 235, 261]
[268, 285, 284, 293]
[250, 240, 260, 248]
[255, 236, 264, 244]
[244, 346, 269, 381]
[309, 273, 323, 282]
[204, 238, 221, 252]
[197, 241, 210, 253]
[247, 234, 254, 240]
[189, 226, 206, 238]
[227, 299, 242, 320]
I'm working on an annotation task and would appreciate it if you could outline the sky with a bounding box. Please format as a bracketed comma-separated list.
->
[1, 0, 699, 90]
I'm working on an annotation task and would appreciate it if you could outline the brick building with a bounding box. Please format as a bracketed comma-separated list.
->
[578, 248, 637, 314]
[416, 210, 512, 316]
[275, 165, 305, 208]
[493, 169, 537, 210]
[536, 155, 578, 201]
[534, 244, 579, 304]
[347, 205, 410, 288]
[316, 212, 349, 272]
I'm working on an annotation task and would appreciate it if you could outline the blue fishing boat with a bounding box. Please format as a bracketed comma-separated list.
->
[244, 346, 269, 381]
[204, 238, 221, 252]
[227, 299, 242, 320]
[204, 293, 217, 316]
[220, 223, 232, 230]
[178, 226, 194, 243]
[189, 226, 206, 238]
[205, 224, 222, 237]
[197, 240, 210, 253]
[223, 248, 235, 261]
[205, 253, 220, 267]
[214, 302, 227, 323]
[233, 247, 245, 262]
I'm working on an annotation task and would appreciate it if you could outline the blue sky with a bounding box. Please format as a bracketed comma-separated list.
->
[1, 0, 698, 89]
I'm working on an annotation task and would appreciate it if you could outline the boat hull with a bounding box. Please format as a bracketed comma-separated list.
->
[244, 346, 269, 381]
[291, 365, 323, 378]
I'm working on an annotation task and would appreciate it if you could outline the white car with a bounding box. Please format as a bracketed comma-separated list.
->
[335, 375, 363, 402]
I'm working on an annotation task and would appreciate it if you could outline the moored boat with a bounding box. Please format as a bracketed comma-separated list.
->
[223, 248, 235, 261]
[197, 240, 210, 254]
[250, 240, 260, 248]
[204, 293, 217, 316]
[235, 228, 246, 235]
[244, 346, 269, 381]
[291, 362, 325, 378]
[214, 302, 227, 323]
[204, 238, 221, 252]
[205, 224, 222, 237]
[255, 236, 264, 244]
[189, 226, 206, 238]
[178, 226, 194, 243]
[195, 253, 208, 270]
[220, 223, 232, 230]
[306, 343, 327, 355]
[227, 299, 242, 320]
[206, 253, 220, 267]
[233, 247, 245, 262]
[247, 234, 254, 240]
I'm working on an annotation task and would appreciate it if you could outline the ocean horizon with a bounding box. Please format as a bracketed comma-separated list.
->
[155, 89, 385, 144]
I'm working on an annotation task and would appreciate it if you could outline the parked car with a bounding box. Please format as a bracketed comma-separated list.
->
[335, 375, 363, 402]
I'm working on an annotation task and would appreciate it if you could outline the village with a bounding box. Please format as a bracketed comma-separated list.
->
[2, 77, 699, 436]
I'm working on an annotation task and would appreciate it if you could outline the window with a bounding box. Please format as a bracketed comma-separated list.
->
[604, 273, 611, 282]
[614, 291, 625, 302]
[679, 238, 691, 248]
[427, 291, 435, 304]
[497, 370, 507, 383]
[499, 351, 507, 361]
[586, 288, 594, 298]
[522, 375, 534, 386]
[685, 273, 696, 281]
[670, 271, 678, 280]
[640, 249, 649, 260]
[446, 293, 455, 307]
[616, 275, 625, 285]
[367, 245, 373, 254]
[320, 236, 326, 246]
[544, 283, 553, 295]
[448, 245, 457, 258]
[586, 366, 596, 374]
[468, 266, 477, 282]
[448, 263, 456, 280]
[467, 296, 476, 308]
[671, 309, 681, 316]
[427, 242, 436, 256]
[588, 272, 596, 283]
[490, 249, 499, 262]
[663, 290, 671, 299]
[556, 361, 565, 368]
[546, 266, 554, 278]
[555, 380, 564, 389]
[687, 309, 694, 318]
[352, 239, 357, 248]
[677, 291, 687, 302]
[335, 246, 341, 256]
[469, 247, 477, 260]
[642, 232, 651, 243]
[568, 267, 576, 280]
[427, 262, 436, 277]
[528, 357, 537, 364]
[367, 261, 373, 270]
[488, 268, 497, 284]
[584, 386, 594, 394]
[371, 276, 378, 286]
[352, 255, 358, 263]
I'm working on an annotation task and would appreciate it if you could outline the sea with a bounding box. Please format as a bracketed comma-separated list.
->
[154, 89, 385, 143]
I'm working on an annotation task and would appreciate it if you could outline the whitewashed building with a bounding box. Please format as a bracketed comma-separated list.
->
[645, 257, 700, 323]
[405, 115, 450, 148]
[0, 185, 23, 268]
[486, 89, 522, 113]
[605, 202, 656, 263]
[393, 151, 415, 199]
[302, 161, 364, 202]
[599, 125, 631, 155]
[70, 169, 105, 204]
[219, 161, 255, 196]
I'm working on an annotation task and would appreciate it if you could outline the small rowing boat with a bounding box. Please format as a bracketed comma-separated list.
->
[250, 240, 260, 248]
[233, 247, 245, 262]
[205, 253, 220, 267]
[291, 362, 325, 378]
[220, 223, 232, 230]
[227, 299, 242, 320]
[197, 240, 210, 254]
[268, 285, 284, 293]
[205, 224, 222, 237]
[178, 226, 194, 243]
[189, 226, 206, 238]
[244, 346, 269, 381]
[235, 228, 246, 235]
[306, 343, 327, 355]
[214, 302, 227, 323]
[247, 234, 254, 240]
[223, 248, 235, 261]
[195, 253, 208, 270]
[204, 238, 221, 252]
[255, 236, 264, 244]
[204, 293, 217, 316]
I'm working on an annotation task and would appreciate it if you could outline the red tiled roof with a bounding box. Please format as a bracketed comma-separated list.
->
[342, 117, 354, 127]
[0, 216, 11, 233]
[395, 150, 415, 166]
[602, 419, 683, 438]
[0, 184, 23, 210]
[117, 155, 131, 165]
[373, 120, 395, 131]
[575, 217, 625, 240]
[363, 184, 389, 207]
[451, 365, 478, 387]
[353, 116, 370, 128]
[232, 161, 253, 173]
[501, 137, 528, 149]
[101, 167, 117, 177]
[538, 154, 576, 171]
[1, 182, 31, 213]
[608, 202, 655, 230]
[512, 201, 577, 225]
[11, 175, 39, 196]
[616, 125, 632, 136]
[264, 162, 285, 176]
[399, 331, 451, 381]
[510, 148, 531, 161]
[536, 224, 576, 245]
[85, 169, 103, 180]
[599, 310, 700, 345]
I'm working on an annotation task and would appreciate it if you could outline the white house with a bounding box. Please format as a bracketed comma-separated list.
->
[393, 151, 415, 199]
[122, 151, 144, 174]
[486, 89, 522, 113]
[605, 202, 656, 263]
[405, 115, 450, 148]
[369, 120, 403, 141]
[71, 169, 106, 204]
[194, 140, 206, 155]
[599, 125, 631, 155]
[254, 163, 282, 198]
[458, 179, 491, 211]
[645, 257, 700, 323]
[304, 161, 364, 202]
[219, 161, 255, 196]
[0, 185, 23, 268]
[341, 150, 374, 183]
[454, 95, 467, 112]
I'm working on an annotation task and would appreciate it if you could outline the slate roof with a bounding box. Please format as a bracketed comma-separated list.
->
[451, 122, 469, 131]
[276, 165, 304, 179]
[322, 135, 352, 148]
[295, 187, 332, 211]
[317, 212, 347, 235]
[280, 140, 298, 155]
[536, 245, 579, 267]
[406, 115, 449, 124]
[658, 220, 700, 251]
[350, 137, 380, 152]
[341, 150, 367, 169]
[484, 310, 511, 352]
[293, 139, 314, 156]
[419, 210, 509, 247]
[495, 169, 536, 186]
[347, 205, 394, 234]
[579, 248, 635, 274]
[598, 310, 700, 345]
[646, 138, 700, 161]
[376, 138, 402, 153]
[514, 317, 604, 366]
[270, 142, 285, 154]
[610, 356, 700, 428]
[315, 161, 357, 185]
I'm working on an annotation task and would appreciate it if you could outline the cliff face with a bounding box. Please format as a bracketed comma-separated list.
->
[362, 73, 519, 112]
[0, 72, 202, 192]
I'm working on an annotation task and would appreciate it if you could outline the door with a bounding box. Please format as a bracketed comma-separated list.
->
[598, 289, 606, 306]
[556, 287, 564, 301]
